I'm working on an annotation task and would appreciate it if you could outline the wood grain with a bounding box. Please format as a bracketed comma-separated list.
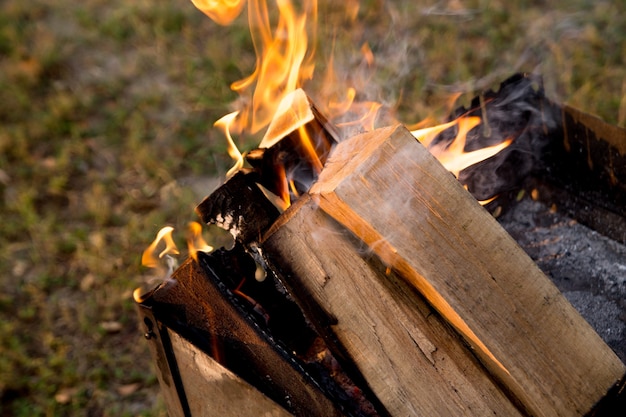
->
[270, 124, 625, 416]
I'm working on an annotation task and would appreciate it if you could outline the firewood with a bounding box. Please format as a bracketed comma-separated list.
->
[195, 171, 280, 243]
[262, 195, 526, 416]
[263, 124, 625, 416]
[141, 250, 347, 417]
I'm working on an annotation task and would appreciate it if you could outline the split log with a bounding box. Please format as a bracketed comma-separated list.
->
[263, 195, 525, 416]
[262, 124, 625, 416]
[140, 251, 347, 417]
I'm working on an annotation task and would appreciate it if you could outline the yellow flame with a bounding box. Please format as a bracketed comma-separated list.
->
[187, 221, 214, 261]
[208, 0, 318, 137]
[413, 116, 513, 177]
[411, 119, 459, 147]
[477, 195, 498, 206]
[141, 226, 180, 268]
[275, 163, 290, 206]
[191, 0, 246, 25]
[133, 287, 146, 303]
[215, 111, 244, 178]
[297, 124, 323, 174]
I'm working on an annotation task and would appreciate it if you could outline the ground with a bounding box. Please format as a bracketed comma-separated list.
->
[0, 0, 624, 415]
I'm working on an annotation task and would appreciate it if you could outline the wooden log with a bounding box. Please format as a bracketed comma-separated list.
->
[141, 253, 347, 417]
[137, 302, 292, 417]
[168, 329, 293, 417]
[293, 124, 625, 416]
[262, 195, 526, 416]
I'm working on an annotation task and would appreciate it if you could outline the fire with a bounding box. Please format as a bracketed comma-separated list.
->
[413, 116, 513, 178]
[133, 287, 146, 303]
[184, 0, 518, 209]
[141, 226, 180, 268]
[214, 111, 243, 178]
[184, 0, 516, 207]
[187, 221, 214, 261]
[199, 0, 317, 139]
[191, 0, 246, 25]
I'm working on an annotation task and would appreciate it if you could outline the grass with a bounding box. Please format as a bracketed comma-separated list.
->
[0, 0, 623, 415]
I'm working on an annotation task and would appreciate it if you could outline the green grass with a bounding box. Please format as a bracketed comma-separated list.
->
[0, 0, 623, 415]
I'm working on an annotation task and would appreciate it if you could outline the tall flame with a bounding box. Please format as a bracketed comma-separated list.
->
[199, 0, 317, 138]
[191, 0, 514, 197]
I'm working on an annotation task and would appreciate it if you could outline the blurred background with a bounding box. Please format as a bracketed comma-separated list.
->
[0, 0, 624, 415]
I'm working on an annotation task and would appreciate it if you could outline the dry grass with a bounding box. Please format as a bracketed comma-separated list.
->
[0, 0, 623, 415]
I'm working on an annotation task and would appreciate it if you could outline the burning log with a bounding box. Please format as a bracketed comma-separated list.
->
[138, 244, 383, 416]
[195, 170, 281, 243]
[261, 124, 625, 416]
[196, 89, 339, 243]
[139, 76, 626, 416]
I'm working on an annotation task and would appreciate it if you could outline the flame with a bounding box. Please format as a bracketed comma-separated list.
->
[296, 125, 323, 174]
[214, 111, 244, 178]
[200, 0, 318, 137]
[259, 88, 314, 149]
[190, 0, 514, 203]
[133, 287, 146, 303]
[413, 116, 512, 178]
[275, 162, 290, 206]
[191, 0, 246, 25]
[187, 221, 214, 261]
[142, 226, 180, 268]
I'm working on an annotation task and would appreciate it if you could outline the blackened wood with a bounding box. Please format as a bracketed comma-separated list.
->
[141, 254, 342, 416]
[195, 171, 280, 243]
[537, 104, 626, 243]
[141, 245, 382, 416]
[443, 73, 555, 200]
[446, 73, 626, 242]
[246, 89, 339, 203]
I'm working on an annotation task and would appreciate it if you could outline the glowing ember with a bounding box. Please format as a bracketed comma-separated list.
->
[187, 221, 214, 261]
[141, 226, 180, 268]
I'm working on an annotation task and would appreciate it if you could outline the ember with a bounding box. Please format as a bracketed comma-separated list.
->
[135, 0, 626, 416]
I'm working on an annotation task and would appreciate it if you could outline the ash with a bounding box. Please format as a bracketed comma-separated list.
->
[498, 197, 626, 362]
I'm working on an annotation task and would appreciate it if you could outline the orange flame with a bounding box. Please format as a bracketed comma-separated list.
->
[133, 287, 146, 303]
[214, 111, 244, 178]
[187, 221, 214, 261]
[205, 0, 318, 137]
[413, 116, 512, 178]
[191, 0, 514, 202]
[191, 0, 246, 25]
[141, 226, 180, 268]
